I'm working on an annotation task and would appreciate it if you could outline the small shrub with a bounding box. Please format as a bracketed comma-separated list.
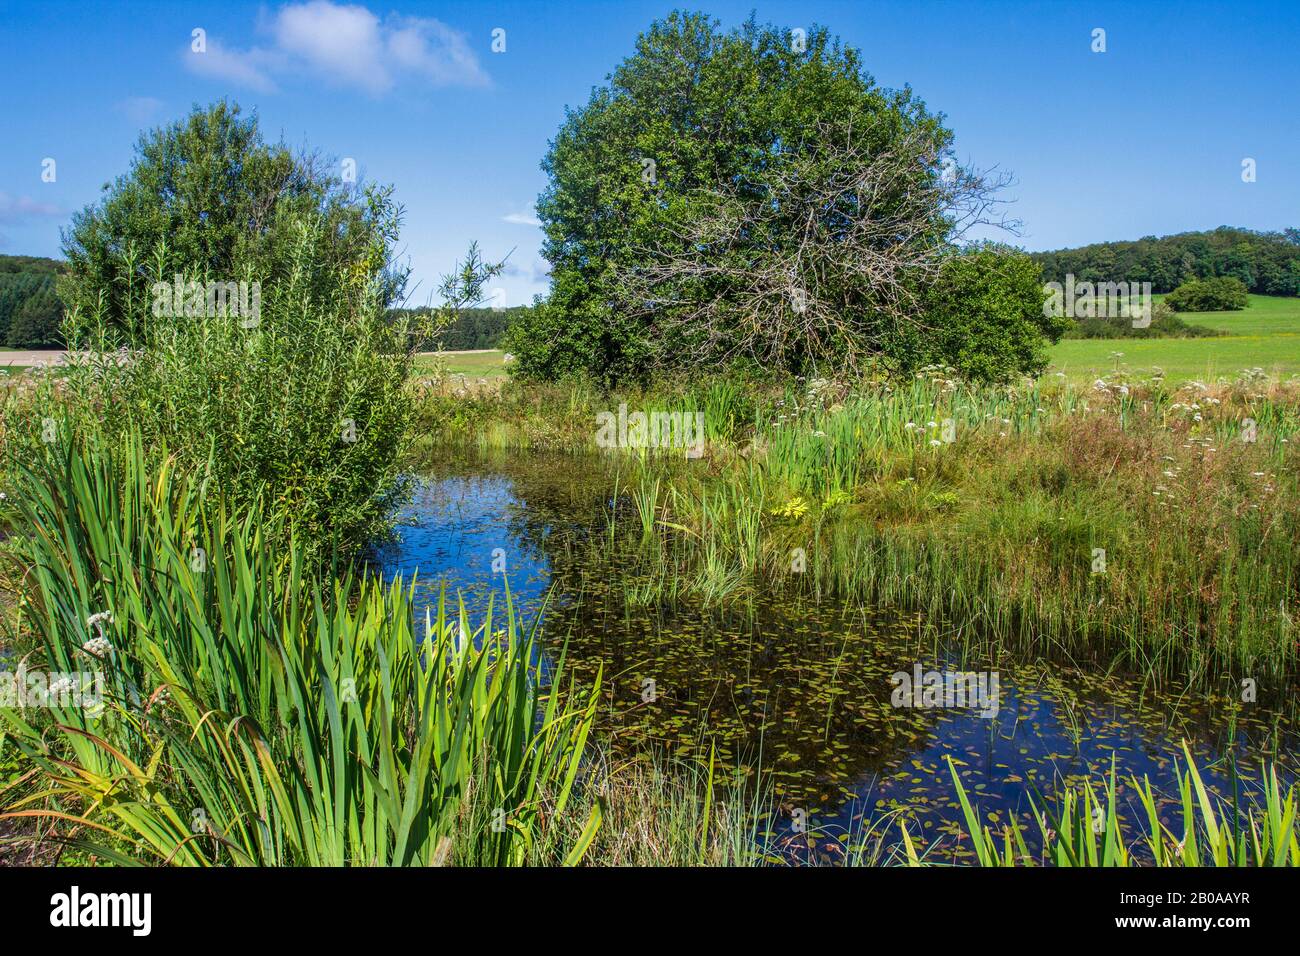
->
[1166, 276, 1250, 312]
[912, 245, 1064, 383]
[1063, 301, 1225, 338]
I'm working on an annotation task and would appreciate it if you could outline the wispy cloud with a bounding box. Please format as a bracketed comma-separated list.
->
[184, 1, 488, 95]
[0, 192, 62, 224]
[115, 96, 166, 125]
[502, 257, 551, 284]
[186, 37, 282, 92]
[501, 207, 541, 227]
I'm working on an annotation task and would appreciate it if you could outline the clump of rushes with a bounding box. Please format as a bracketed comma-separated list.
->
[0, 432, 600, 866]
[497, 371, 1300, 686]
[937, 745, 1300, 867]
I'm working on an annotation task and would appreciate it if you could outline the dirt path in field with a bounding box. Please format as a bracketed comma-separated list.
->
[0, 349, 499, 367]
[0, 350, 67, 366]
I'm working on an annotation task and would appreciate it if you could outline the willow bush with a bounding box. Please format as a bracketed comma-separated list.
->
[45, 194, 413, 559]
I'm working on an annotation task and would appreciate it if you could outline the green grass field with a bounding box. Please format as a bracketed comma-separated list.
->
[1048, 294, 1300, 384]
[415, 350, 509, 378]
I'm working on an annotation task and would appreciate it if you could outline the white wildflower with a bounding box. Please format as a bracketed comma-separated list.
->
[86, 610, 113, 630]
[82, 636, 112, 656]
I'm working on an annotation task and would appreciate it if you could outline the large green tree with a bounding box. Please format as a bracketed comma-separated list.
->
[511, 12, 1050, 384]
[61, 100, 406, 343]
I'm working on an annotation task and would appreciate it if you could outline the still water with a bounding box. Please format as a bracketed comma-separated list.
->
[376, 451, 1297, 863]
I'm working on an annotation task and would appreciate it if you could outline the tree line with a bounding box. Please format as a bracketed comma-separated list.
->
[396, 304, 530, 351]
[1031, 226, 1300, 296]
[0, 255, 64, 348]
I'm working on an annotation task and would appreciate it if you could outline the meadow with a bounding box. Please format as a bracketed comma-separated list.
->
[416, 349, 510, 380]
[1049, 295, 1300, 383]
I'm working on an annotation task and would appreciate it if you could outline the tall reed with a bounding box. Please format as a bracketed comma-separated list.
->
[939, 745, 1299, 867]
[0, 433, 600, 865]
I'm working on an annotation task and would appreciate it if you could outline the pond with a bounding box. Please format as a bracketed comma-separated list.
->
[375, 451, 1299, 864]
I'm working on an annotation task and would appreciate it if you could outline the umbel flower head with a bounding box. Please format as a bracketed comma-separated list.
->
[82, 635, 112, 657]
[86, 610, 113, 630]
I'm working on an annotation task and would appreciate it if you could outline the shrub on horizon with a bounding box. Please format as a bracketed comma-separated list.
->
[1166, 276, 1250, 312]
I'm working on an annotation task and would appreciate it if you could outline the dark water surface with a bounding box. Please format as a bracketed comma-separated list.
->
[376, 452, 1298, 863]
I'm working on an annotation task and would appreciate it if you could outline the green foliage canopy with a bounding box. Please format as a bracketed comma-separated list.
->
[60, 100, 407, 344]
[1033, 227, 1300, 297]
[511, 12, 1055, 385]
[510, 13, 941, 383]
[1166, 275, 1251, 312]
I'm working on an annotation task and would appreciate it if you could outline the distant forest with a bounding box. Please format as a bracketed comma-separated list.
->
[0, 254, 65, 348]
[1031, 227, 1300, 296]
[399, 304, 530, 351]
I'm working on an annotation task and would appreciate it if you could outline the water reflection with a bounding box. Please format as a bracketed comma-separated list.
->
[377, 451, 1298, 862]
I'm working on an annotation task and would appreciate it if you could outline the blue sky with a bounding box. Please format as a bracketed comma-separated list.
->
[1, 0, 1296, 307]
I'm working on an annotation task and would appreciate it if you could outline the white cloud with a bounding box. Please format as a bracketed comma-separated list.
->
[502, 207, 542, 227]
[385, 16, 488, 88]
[0, 193, 62, 224]
[186, 37, 281, 93]
[184, 1, 487, 95]
[272, 1, 386, 92]
[502, 256, 551, 283]
[115, 96, 165, 124]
